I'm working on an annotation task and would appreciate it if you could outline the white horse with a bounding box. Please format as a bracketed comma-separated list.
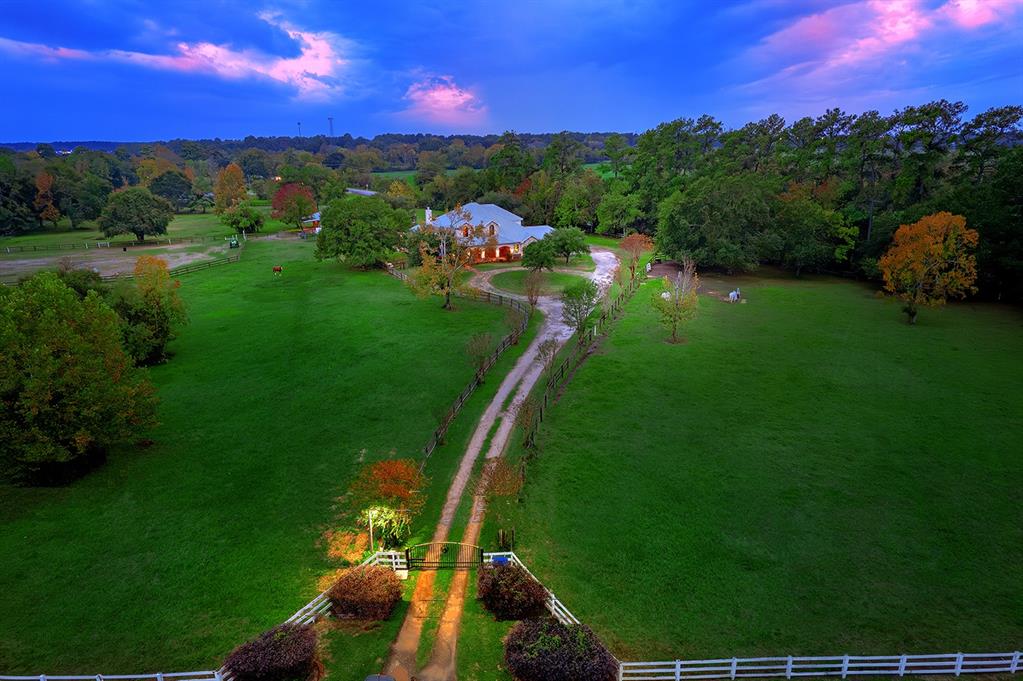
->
[728, 289, 738, 303]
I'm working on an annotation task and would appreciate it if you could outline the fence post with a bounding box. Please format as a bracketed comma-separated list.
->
[841, 655, 849, 679]
[730, 658, 738, 680]
[898, 654, 907, 676]
[618, 663, 624, 681]
[675, 659, 682, 681]
[954, 652, 963, 676]
[215, 671, 223, 681]
[157, 674, 164, 681]
[1011, 652, 1021, 674]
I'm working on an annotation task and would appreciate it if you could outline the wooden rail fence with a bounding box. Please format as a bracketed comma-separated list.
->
[101, 255, 241, 282]
[2, 234, 231, 255]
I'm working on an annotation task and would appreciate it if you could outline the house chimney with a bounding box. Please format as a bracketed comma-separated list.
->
[425, 207, 433, 223]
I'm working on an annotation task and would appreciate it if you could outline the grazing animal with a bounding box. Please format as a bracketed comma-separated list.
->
[272, 265, 283, 277]
[728, 289, 738, 303]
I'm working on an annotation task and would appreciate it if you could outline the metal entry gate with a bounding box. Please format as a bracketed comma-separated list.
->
[405, 542, 483, 570]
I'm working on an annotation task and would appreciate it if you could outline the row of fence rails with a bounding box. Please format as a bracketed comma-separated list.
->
[0, 671, 224, 681]
[1, 234, 231, 255]
[99, 255, 240, 282]
[482, 552, 581, 627]
[618, 652, 1023, 681]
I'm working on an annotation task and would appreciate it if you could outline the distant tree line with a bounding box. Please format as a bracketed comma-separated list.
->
[3, 100, 1021, 298]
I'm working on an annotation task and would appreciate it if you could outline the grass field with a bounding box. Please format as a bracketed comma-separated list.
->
[490, 270, 587, 296]
[488, 273, 1023, 661]
[0, 209, 288, 249]
[0, 239, 517, 673]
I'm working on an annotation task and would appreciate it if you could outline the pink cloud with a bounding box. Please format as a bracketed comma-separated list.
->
[400, 75, 487, 127]
[0, 13, 353, 100]
[738, 0, 1023, 100]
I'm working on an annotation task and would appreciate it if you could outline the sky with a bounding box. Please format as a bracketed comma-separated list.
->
[0, 0, 1021, 141]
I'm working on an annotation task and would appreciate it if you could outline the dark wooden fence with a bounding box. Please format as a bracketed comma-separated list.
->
[101, 254, 240, 282]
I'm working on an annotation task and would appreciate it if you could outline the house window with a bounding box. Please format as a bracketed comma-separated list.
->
[463, 226, 470, 237]
[489, 224, 496, 236]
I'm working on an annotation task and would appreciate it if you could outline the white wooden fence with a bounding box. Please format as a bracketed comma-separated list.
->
[483, 551, 580, 626]
[0, 672, 223, 681]
[619, 652, 1023, 680]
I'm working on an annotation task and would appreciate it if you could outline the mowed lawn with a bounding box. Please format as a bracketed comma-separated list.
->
[490, 270, 587, 296]
[0, 240, 511, 672]
[493, 275, 1023, 660]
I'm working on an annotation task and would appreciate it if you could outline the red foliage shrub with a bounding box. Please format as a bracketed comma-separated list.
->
[477, 564, 548, 620]
[505, 618, 618, 681]
[327, 565, 402, 620]
[224, 624, 320, 681]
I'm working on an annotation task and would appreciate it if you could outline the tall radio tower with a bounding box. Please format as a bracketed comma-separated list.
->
[297, 121, 302, 137]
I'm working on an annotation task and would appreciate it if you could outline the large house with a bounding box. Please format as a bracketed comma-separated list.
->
[424, 203, 553, 263]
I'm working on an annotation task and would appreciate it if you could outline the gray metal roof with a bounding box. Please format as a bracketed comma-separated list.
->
[430, 202, 553, 245]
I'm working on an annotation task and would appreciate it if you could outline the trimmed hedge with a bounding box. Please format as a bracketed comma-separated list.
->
[224, 624, 320, 681]
[327, 564, 402, 620]
[505, 617, 618, 681]
[477, 563, 548, 620]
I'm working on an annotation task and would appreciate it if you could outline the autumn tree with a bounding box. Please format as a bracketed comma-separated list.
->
[524, 270, 544, 309]
[513, 395, 540, 448]
[271, 182, 317, 230]
[408, 205, 496, 309]
[348, 459, 428, 549]
[214, 162, 247, 213]
[98, 187, 174, 241]
[652, 257, 700, 343]
[878, 212, 978, 324]
[34, 171, 60, 226]
[0, 272, 157, 483]
[620, 233, 654, 279]
[109, 256, 187, 365]
[466, 332, 494, 381]
[561, 279, 599, 344]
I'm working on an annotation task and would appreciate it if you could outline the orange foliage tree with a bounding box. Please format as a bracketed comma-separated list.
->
[878, 212, 978, 324]
[348, 459, 428, 548]
[620, 233, 654, 280]
[34, 171, 60, 226]
[214, 163, 247, 214]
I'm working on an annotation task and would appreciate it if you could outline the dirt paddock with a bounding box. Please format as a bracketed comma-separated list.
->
[0, 242, 230, 282]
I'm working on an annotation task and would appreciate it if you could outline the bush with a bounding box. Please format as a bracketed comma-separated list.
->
[505, 618, 618, 681]
[327, 565, 401, 620]
[477, 564, 548, 620]
[224, 624, 320, 681]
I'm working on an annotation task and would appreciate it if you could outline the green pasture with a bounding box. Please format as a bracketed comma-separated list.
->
[489, 274, 1023, 661]
[0, 240, 520, 673]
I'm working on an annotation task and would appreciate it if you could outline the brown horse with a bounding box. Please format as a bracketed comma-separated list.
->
[272, 265, 283, 277]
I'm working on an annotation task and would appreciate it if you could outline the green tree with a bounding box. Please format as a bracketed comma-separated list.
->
[602, 133, 633, 179]
[651, 257, 700, 343]
[596, 185, 641, 236]
[0, 272, 157, 483]
[521, 238, 556, 271]
[547, 227, 587, 264]
[149, 171, 193, 211]
[560, 279, 599, 345]
[98, 187, 175, 241]
[314, 196, 410, 268]
[772, 185, 857, 277]
[221, 202, 265, 234]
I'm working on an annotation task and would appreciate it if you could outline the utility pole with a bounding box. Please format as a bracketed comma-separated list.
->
[327, 117, 334, 137]
[297, 121, 302, 137]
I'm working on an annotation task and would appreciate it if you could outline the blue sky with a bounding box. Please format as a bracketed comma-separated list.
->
[0, 0, 1021, 141]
